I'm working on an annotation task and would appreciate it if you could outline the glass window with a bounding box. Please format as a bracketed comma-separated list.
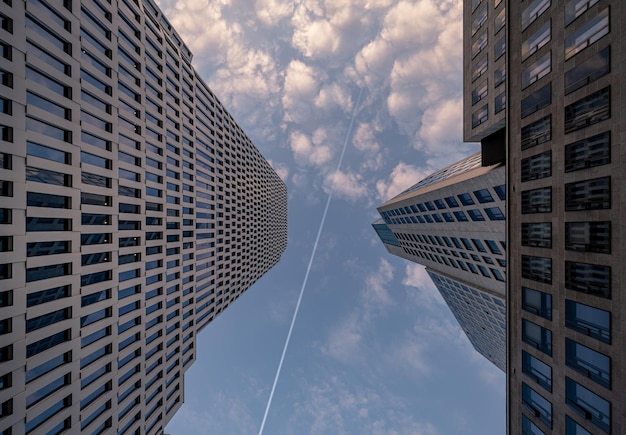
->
[472, 80, 488, 105]
[521, 115, 551, 150]
[565, 377, 610, 433]
[27, 285, 70, 307]
[564, 87, 610, 134]
[467, 209, 485, 221]
[81, 307, 111, 327]
[494, 64, 505, 88]
[494, 36, 505, 60]
[565, 221, 610, 253]
[81, 270, 112, 286]
[522, 351, 552, 392]
[485, 240, 502, 255]
[453, 211, 468, 222]
[521, 83, 551, 118]
[565, 261, 611, 298]
[565, 0, 600, 26]
[81, 289, 111, 307]
[565, 131, 610, 172]
[522, 151, 551, 181]
[26, 308, 70, 333]
[26, 241, 70, 257]
[26, 352, 71, 384]
[565, 416, 592, 435]
[27, 91, 70, 120]
[521, 187, 552, 213]
[522, 414, 545, 435]
[81, 192, 111, 206]
[522, 223, 552, 248]
[27, 141, 70, 164]
[26, 263, 71, 282]
[522, 287, 552, 320]
[458, 193, 474, 206]
[522, 319, 552, 357]
[494, 91, 505, 114]
[26, 217, 71, 232]
[522, 0, 550, 30]
[564, 177, 610, 211]
[26, 166, 71, 187]
[26, 329, 71, 357]
[471, 6, 488, 36]
[26, 116, 71, 142]
[25, 395, 71, 432]
[471, 104, 488, 128]
[565, 47, 610, 95]
[81, 151, 111, 169]
[473, 189, 494, 203]
[495, 6, 505, 33]
[522, 255, 552, 284]
[521, 382, 552, 428]
[472, 55, 488, 82]
[565, 301, 610, 344]
[565, 8, 609, 60]
[522, 52, 551, 90]
[522, 20, 551, 61]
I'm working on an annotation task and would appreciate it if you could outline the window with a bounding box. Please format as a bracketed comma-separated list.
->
[565, 8, 609, 60]
[521, 83, 551, 118]
[473, 189, 493, 203]
[522, 223, 552, 248]
[522, 52, 551, 90]
[453, 211, 468, 222]
[565, 47, 609, 95]
[565, 301, 610, 344]
[522, 414, 545, 435]
[522, 0, 550, 30]
[26, 308, 71, 333]
[565, 132, 610, 172]
[522, 151, 551, 182]
[564, 177, 610, 211]
[467, 209, 484, 222]
[27, 285, 70, 307]
[565, 377, 610, 433]
[494, 92, 505, 114]
[564, 87, 610, 133]
[565, 221, 610, 253]
[472, 80, 488, 105]
[565, 416, 592, 435]
[522, 115, 551, 150]
[26, 241, 70, 257]
[26, 352, 71, 384]
[521, 382, 552, 429]
[27, 141, 70, 164]
[26, 116, 71, 142]
[495, 6, 505, 33]
[494, 64, 505, 88]
[494, 36, 505, 60]
[27, 192, 70, 209]
[471, 6, 487, 36]
[485, 207, 505, 221]
[26, 329, 71, 357]
[522, 255, 552, 284]
[565, 0, 600, 26]
[521, 187, 551, 214]
[565, 261, 611, 298]
[522, 351, 552, 392]
[458, 193, 474, 206]
[472, 105, 488, 128]
[81, 307, 111, 327]
[472, 55, 488, 82]
[25, 395, 71, 433]
[486, 240, 502, 255]
[522, 20, 551, 61]
[522, 287, 552, 320]
[26, 263, 71, 282]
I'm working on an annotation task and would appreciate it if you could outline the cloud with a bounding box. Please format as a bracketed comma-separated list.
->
[375, 162, 429, 201]
[402, 263, 446, 309]
[323, 170, 368, 201]
[352, 122, 380, 153]
[267, 159, 290, 182]
[289, 130, 332, 166]
[255, 0, 294, 26]
[363, 257, 394, 307]
[282, 60, 322, 125]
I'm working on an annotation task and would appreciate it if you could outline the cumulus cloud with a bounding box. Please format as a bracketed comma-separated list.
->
[267, 159, 290, 182]
[282, 60, 321, 125]
[289, 130, 332, 167]
[375, 162, 429, 201]
[255, 0, 294, 26]
[402, 263, 445, 309]
[323, 170, 368, 201]
[352, 122, 380, 153]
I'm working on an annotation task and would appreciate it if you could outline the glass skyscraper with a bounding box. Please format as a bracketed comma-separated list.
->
[0, 0, 287, 433]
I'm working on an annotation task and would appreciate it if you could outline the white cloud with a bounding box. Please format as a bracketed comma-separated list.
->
[352, 122, 380, 153]
[267, 159, 290, 182]
[255, 0, 294, 26]
[364, 258, 394, 307]
[402, 263, 445, 309]
[375, 162, 429, 201]
[315, 83, 353, 113]
[323, 170, 368, 201]
[289, 130, 332, 166]
[282, 60, 321, 125]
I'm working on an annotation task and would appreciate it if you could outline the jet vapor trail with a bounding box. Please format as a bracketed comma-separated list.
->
[258, 88, 364, 435]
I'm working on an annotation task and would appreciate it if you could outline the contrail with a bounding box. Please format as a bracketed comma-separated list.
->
[258, 88, 364, 435]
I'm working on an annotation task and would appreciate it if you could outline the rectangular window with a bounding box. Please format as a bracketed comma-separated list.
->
[521, 83, 551, 118]
[81, 192, 111, 206]
[27, 285, 70, 307]
[26, 352, 71, 384]
[25, 395, 71, 433]
[26, 217, 71, 232]
[522, 223, 551, 248]
[521, 115, 551, 150]
[565, 0, 600, 26]
[522, 52, 551, 90]
[81, 307, 111, 327]
[522, 255, 552, 284]
[472, 32, 488, 58]
[484, 207, 505, 221]
[565, 131, 610, 172]
[565, 8, 609, 60]
[82, 170, 110, 187]
[494, 91, 505, 114]
[521, 187, 552, 213]
[27, 141, 70, 164]
[566, 416, 592, 435]
[565, 47, 610, 95]
[566, 301, 610, 344]
[522, 319, 552, 356]
[471, 105, 488, 128]
[565, 377, 610, 433]
[471, 80, 488, 105]
[26, 263, 71, 282]
[522, 20, 551, 61]
[26, 241, 70, 257]
[27, 92, 70, 120]
[565, 177, 610, 211]
[522, 287, 552, 320]
[471, 6, 487, 36]
[522, 351, 552, 392]
[521, 382, 552, 429]
[494, 36, 505, 60]
[26, 308, 71, 333]
[565, 221, 610, 253]
[565, 87, 610, 133]
[565, 261, 611, 298]
[522, 0, 550, 30]
[26, 329, 71, 357]
[522, 414, 546, 435]
[521, 151, 551, 182]
[472, 55, 488, 82]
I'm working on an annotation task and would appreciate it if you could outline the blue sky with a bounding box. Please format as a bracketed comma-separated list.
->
[159, 0, 505, 433]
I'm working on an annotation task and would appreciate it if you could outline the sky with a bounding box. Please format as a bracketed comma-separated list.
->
[158, 0, 506, 434]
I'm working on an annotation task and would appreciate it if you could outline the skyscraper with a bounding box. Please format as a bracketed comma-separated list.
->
[464, 0, 624, 433]
[0, 0, 287, 433]
[373, 153, 507, 371]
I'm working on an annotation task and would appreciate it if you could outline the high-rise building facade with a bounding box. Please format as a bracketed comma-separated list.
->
[373, 153, 508, 371]
[464, 1, 624, 433]
[0, 0, 287, 433]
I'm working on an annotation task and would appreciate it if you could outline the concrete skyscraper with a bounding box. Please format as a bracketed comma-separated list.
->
[0, 0, 287, 433]
[373, 152, 507, 371]
[464, 0, 624, 433]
